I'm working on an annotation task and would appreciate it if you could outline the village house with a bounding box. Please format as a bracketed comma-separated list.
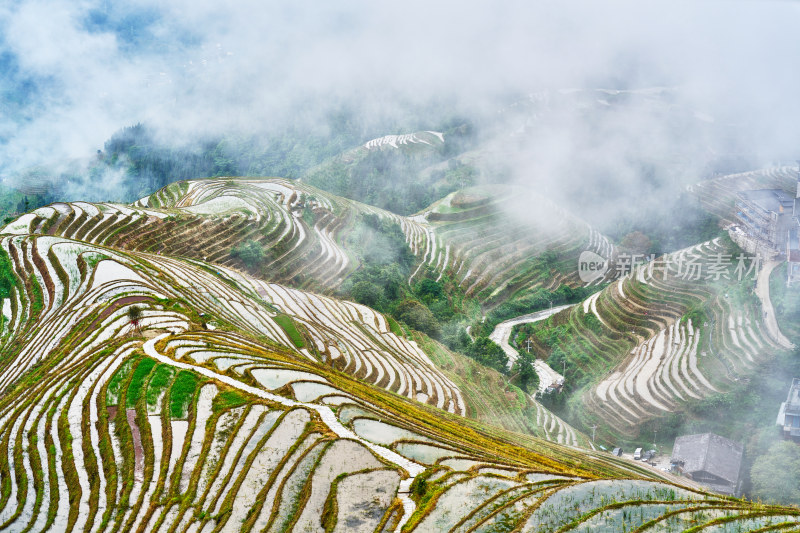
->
[670, 433, 744, 496]
[776, 378, 800, 440]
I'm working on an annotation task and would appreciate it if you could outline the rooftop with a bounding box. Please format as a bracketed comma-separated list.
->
[671, 433, 743, 487]
[737, 189, 796, 214]
[784, 378, 800, 414]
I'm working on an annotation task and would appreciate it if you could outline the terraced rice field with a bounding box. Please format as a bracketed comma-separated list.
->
[2, 231, 789, 531]
[0, 177, 798, 530]
[7, 179, 616, 313]
[407, 186, 616, 306]
[528, 238, 792, 435]
[0, 233, 468, 418]
[3, 179, 401, 293]
[363, 131, 445, 150]
[529, 399, 588, 449]
[690, 166, 798, 223]
[0, 179, 606, 449]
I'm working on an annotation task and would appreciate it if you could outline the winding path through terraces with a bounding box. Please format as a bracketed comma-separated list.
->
[756, 260, 795, 350]
[489, 304, 574, 392]
[142, 333, 424, 532]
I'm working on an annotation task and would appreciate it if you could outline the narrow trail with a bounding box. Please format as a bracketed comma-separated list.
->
[142, 333, 425, 532]
[755, 260, 794, 350]
[489, 304, 574, 392]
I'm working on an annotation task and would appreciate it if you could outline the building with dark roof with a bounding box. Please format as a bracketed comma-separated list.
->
[776, 378, 800, 440]
[670, 433, 743, 496]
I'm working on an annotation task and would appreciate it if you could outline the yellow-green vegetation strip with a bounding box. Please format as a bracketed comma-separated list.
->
[211, 389, 250, 413]
[144, 364, 174, 410]
[387, 315, 404, 337]
[553, 499, 731, 533]
[272, 313, 306, 349]
[750, 522, 800, 532]
[106, 357, 137, 406]
[125, 358, 157, 409]
[681, 508, 800, 533]
[169, 370, 200, 418]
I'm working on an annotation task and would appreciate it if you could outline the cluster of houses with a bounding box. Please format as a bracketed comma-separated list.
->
[732, 172, 800, 285]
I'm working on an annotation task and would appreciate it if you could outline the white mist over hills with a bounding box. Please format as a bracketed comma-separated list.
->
[0, 0, 798, 190]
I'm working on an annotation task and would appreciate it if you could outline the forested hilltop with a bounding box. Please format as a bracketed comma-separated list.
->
[1, 101, 481, 216]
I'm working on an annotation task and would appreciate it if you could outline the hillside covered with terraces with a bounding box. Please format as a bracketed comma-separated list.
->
[2, 141, 800, 530]
[0, 110, 799, 528]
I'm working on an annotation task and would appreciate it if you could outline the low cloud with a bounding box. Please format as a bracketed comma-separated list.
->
[1, 0, 798, 210]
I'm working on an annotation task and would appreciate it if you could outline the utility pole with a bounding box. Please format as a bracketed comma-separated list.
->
[590, 424, 598, 442]
[653, 428, 658, 449]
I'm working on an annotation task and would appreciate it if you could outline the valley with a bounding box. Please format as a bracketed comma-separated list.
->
[0, 140, 799, 530]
